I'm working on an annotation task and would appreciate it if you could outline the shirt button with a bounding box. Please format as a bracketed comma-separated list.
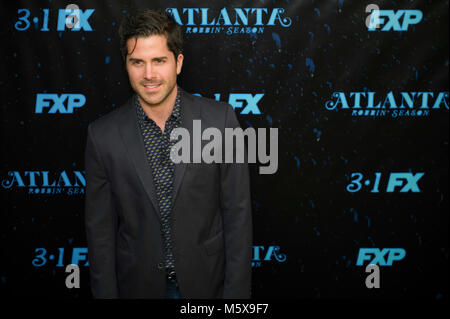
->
[157, 262, 164, 270]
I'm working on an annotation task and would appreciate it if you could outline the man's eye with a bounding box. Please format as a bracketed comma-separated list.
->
[155, 59, 164, 64]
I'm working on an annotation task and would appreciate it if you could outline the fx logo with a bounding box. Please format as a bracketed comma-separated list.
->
[194, 93, 263, 114]
[225, 93, 263, 114]
[57, 7, 95, 31]
[356, 248, 406, 266]
[386, 172, 424, 193]
[35, 94, 86, 114]
[366, 5, 423, 31]
[71, 247, 89, 266]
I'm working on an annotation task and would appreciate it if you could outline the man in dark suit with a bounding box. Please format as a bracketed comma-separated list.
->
[84, 9, 252, 298]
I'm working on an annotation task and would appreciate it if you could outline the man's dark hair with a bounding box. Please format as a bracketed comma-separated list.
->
[118, 9, 183, 63]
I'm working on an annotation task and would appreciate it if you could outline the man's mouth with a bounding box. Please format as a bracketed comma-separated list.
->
[143, 83, 162, 91]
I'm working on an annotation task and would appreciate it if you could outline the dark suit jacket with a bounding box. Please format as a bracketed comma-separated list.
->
[84, 89, 252, 298]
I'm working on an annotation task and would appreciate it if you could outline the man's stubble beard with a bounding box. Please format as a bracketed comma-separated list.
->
[135, 79, 177, 109]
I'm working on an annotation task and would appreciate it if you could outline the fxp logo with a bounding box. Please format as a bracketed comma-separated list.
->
[365, 5, 423, 31]
[35, 94, 86, 114]
[356, 248, 406, 266]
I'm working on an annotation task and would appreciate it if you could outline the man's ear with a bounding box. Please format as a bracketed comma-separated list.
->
[176, 53, 184, 75]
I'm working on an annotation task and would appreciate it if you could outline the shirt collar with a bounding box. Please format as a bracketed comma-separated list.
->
[135, 86, 182, 123]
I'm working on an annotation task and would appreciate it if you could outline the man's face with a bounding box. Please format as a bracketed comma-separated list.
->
[125, 34, 183, 108]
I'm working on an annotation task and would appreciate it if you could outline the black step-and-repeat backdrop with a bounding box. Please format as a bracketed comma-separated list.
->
[1, 0, 448, 299]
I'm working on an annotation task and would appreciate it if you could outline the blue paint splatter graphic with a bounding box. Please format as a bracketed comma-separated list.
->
[272, 32, 281, 50]
[313, 128, 322, 140]
[294, 156, 300, 168]
[306, 58, 315, 73]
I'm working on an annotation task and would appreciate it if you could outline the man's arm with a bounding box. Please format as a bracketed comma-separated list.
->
[84, 123, 119, 298]
[220, 105, 253, 298]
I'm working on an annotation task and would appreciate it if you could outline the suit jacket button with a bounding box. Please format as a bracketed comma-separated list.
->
[157, 262, 164, 270]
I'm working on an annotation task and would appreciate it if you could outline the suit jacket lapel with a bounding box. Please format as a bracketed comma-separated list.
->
[117, 98, 161, 222]
[116, 88, 200, 222]
[172, 89, 200, 205]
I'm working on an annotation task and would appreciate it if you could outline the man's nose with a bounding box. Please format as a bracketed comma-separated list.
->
[144, 64, 155, 79]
